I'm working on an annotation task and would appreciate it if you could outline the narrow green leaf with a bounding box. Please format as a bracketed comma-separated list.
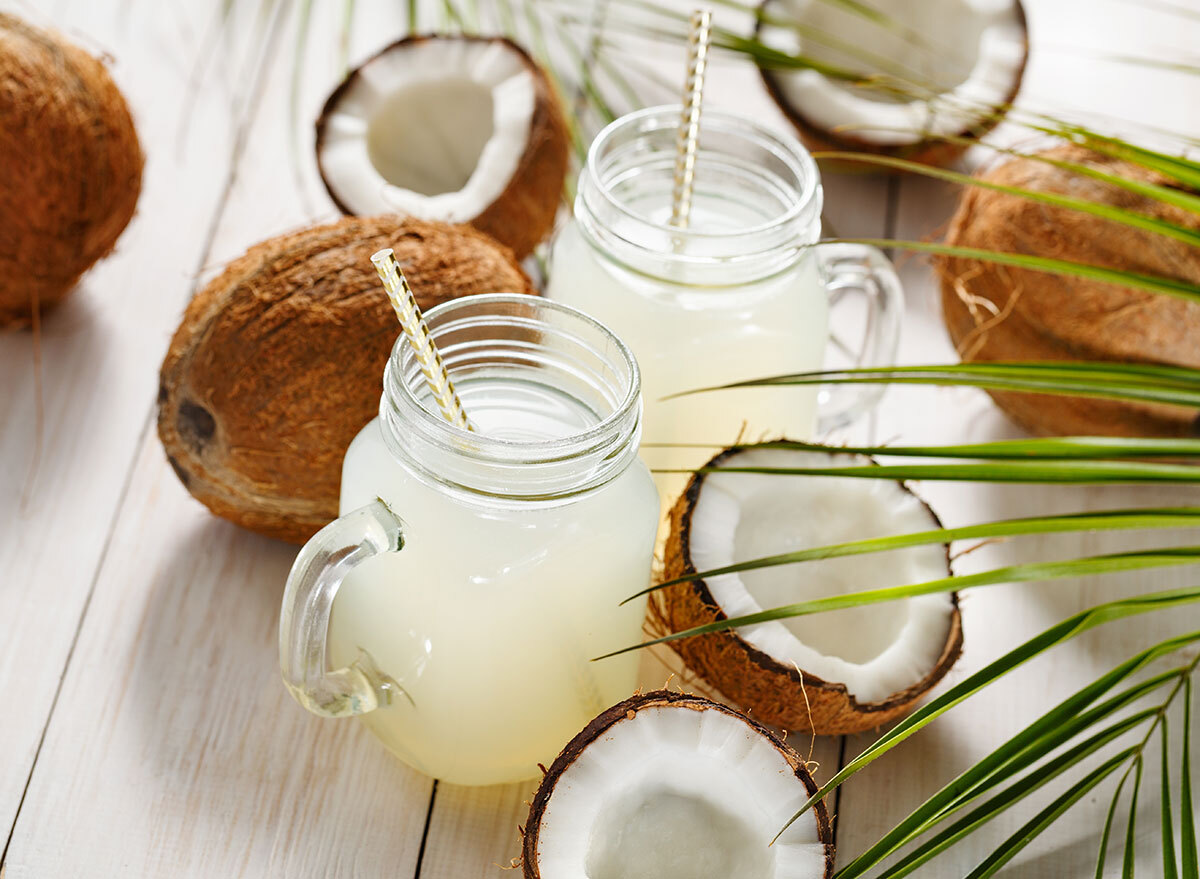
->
[964, 751, 1134, 879]
[1183, 678, 1198, 879]
[776, 611, 1200, 838]
[758, 436, 1200, 460]
[870, 719, 1155, 879]
[827, 238, 1200, 304]
[682, 362, 1200, 410]
[618, 549, 1200, 656]
[1124, 756, 1146, 878]
[813, 152, 1200, 248]
[1163, 723, 1179, 879]
[1099, 765, 1135, 879]
[836, 669, 1181, 879]
[633, 507, 1200, 603]
[671, 459, 1200, 485]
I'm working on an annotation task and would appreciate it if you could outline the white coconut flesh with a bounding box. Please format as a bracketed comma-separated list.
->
[761, 0, 1025, 145]
[318, 38, 535, 220]
[533, 702, 828, 879]
[689, 449, 953, 704]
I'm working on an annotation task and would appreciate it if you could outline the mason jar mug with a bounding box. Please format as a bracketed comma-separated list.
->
[280, 295, 659, 786]
[547, 106, 903, 513]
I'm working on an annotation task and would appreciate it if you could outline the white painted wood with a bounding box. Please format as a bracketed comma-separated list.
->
[2, 441, 433, 877]
[0, 0, 248, 841]
[3, 4, 439, 875]
[2, 0, 1198, 876]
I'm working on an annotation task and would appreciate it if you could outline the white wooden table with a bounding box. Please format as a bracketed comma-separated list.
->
[1, 1, 1198, 876]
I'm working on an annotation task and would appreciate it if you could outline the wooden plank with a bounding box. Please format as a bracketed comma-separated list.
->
[2, 442, 434, 877]
[3, 2, 440, 875]
[830, 1, 1200, 874]
[0, 0, 248, 844]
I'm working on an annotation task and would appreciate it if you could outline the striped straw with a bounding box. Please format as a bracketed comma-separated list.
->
[371, 248, 474, 432]
[669, 8, 714, 229]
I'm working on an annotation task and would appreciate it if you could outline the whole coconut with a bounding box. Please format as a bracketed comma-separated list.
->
[938, 145, 1200, 436]
[0, 14, 143, 326]
[158, 216, 535, 544]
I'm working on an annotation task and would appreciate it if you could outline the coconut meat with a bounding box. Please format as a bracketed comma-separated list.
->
[533, 703, 827, 879]
[689, 448, 953, 704]
[761, 0, 1025, 145]
[318, 38, 534, 220]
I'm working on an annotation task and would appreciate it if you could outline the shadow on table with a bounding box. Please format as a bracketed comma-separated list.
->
[124, 515, 432, 873]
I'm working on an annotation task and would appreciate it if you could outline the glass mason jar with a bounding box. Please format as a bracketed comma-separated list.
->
[280, 295, 659, 786]
[547, 106, 903, 514]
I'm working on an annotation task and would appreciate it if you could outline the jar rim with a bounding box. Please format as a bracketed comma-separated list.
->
[381, 294, 644, 501]
[583, 105, 822, 243]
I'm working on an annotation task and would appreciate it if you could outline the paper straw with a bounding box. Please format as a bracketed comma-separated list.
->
[669, 8, 714, 229]
[371, 248, 474, 432]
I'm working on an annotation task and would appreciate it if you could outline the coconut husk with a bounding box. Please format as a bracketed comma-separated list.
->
[938, 144, 1200, 436]
[0, 13, 143, 326]
[755, 0, 1028, 170]
[521, 690, 835, 879]
[316, 35, 569, 260]
[157, 215, 535, 544]
[657, 448, 963, 736]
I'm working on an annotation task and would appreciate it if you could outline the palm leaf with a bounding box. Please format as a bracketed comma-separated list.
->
[686, 362, 1200, 410]
[1183, 678, 1198, 878]
[837, 667, 1181, 879]
[609, 550, 1200, 659]
[778, 616, 1200, 835]
[812, 152, 1200, 248]
[1124, 756, 1146, 878]
[965, 753, 1134, 879]
[1162, 723, 1180, 879]
[633, 506, 1200, 603]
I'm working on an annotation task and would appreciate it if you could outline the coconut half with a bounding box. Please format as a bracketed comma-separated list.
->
[659, 446, 962, 735]
[316, 35, 569, 259]
[757, 0, 1028, 166]
[523, 690, 834, 879]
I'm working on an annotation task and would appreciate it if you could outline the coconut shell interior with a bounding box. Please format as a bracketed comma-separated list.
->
[657, 447, 963, 736]
[754, 0, 1028, 170]
[315, 35, 569, 260]
[157, 215, 534, 544]
[938, 145, 1200, 436]
[522, 689, 835, 879]
[0, 13, 143, 325]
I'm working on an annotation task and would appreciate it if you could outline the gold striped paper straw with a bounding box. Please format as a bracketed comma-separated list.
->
[371, 248, 475, 432]
[669, 8, 714, 229]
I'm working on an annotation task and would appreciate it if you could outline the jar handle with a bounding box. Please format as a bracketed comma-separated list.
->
[279, 499, 405, 718]
[816, 242, 904, 433]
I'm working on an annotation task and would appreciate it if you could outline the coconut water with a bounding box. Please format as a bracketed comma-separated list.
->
[327, 376, 657, 786]
[548, 217, 827, 516]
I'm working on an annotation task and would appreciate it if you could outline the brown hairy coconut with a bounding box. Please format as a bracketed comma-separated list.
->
[656, 446, 962, 736]
[755, 0, 1027, 169]
[158, 215, 534, 543]
[522, 690, 834, 879]
[938, 145, 1200, 436]
[0, 13, 143, 326]
[316, 35, 569, 260]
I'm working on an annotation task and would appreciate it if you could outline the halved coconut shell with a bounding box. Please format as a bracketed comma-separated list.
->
[756, 0, 1028, 168]
[0, 13, 143, 325]
[658, 445, 962, 735]
[316, 35, 569, 259]
[523, 690, 834, 879]
[157, 215, 535, 544]
[938, 145, 1200, 436]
